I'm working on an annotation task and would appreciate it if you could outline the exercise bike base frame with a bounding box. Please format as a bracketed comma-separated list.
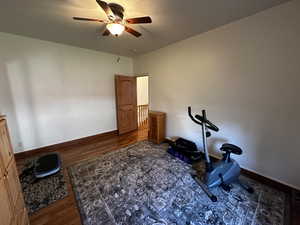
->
[192, 174, 254, 202]
[192, 174, 217, 202]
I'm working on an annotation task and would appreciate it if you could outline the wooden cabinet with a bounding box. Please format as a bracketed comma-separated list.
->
[0, 176, 13, 225]
[148, 111, 166, 144]
[0, 116, 29, 225]
[19, 208, 29, 225]
[0, 119, 14, 169]
[6, 161, 22, 207]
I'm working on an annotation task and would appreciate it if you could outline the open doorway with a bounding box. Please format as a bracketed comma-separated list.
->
[115, 75, 148, 136]
[136, 76, 149, 132]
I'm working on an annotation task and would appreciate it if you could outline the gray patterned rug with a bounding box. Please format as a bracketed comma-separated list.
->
[20, 156, 68, 214]
[68, 141, 287, 225]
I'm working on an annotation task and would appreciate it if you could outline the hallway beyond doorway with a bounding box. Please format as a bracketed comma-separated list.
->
[137, 76, 149, 130]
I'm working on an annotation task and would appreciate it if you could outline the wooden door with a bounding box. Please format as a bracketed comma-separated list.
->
[0, 175, 13, 225]
[115, 75, 138, 134]
[0, 120, 14, 168]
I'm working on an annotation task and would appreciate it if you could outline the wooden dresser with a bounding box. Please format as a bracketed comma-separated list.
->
[148, 111, 166, 144]
[0, 116, 29, 225]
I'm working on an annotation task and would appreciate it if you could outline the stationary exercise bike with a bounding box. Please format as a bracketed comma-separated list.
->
[188, 107, 254, 202]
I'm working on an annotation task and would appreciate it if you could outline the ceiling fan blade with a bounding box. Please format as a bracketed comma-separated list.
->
[73, 17, 104, 23]
[102, 29, 110, 36]
[125, 26, 142, 38]
[126, 16, 152, 24]
[96, 0, 115, 20]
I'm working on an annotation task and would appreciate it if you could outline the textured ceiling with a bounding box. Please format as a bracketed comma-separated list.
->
[0, 0, 290, 57]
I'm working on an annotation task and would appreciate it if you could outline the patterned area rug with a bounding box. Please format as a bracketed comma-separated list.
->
[20, 156, 68, 214]
[68, 141, 287, 225]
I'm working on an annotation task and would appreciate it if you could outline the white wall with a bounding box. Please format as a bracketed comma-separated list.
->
[0, 32, 133, 152]
[137, 76, 149, 106]
[0, 65, 21, 150]
[134, 0, 300, 189]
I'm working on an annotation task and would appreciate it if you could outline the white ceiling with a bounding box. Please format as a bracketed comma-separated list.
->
[0, 0, 290, 57]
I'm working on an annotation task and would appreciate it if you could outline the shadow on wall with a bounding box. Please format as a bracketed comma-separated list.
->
[6, 59, 42, 150]
[0, 61, 22, 151]
[163, 105, 229, 155]
[209, 137, 228, 157]
[159, 104, 265, 168]
[0, 58, 44, 152]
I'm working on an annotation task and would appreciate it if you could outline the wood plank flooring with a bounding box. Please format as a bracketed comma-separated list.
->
[16, 129, 148, 225]
[15, 127, 297, 225]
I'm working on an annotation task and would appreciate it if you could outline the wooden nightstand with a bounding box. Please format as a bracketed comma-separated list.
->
[148, 111, 166, 144]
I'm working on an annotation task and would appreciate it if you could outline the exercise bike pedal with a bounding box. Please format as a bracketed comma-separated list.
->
[220, 182, 231, 192]
[218, 173, 231, 192]
[210, 195, 218, 202]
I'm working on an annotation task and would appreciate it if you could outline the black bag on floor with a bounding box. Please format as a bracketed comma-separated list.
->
[168, 138, 201, 164]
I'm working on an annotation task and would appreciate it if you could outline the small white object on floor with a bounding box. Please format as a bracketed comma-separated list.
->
[205, 210, 213, 220]
[125, 209, 131, 216]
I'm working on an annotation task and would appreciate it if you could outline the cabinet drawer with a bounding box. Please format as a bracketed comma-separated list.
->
[18, 207, 29, 225]
[6, 161, 22, 208]
[0, 176, 13, 225]
[0, 120, 14, 169]
[15, 192, 26, 214]
[0, 157, 4, 178]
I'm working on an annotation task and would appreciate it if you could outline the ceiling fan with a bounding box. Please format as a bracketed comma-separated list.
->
[73, 0, 152, 37]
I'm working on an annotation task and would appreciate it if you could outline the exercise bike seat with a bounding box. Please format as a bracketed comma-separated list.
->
[220, 143, 242, 155]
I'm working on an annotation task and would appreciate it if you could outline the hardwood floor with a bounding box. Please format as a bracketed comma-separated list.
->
[15, 127, 297, 225]
[16, 129, 148, 225]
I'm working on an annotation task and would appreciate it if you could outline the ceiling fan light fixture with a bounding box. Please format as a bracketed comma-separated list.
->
[73, 1, 151, 38]
[106, 23, 125, 36]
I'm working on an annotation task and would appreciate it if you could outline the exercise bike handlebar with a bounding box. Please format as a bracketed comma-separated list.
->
[188, 107, 219, 132]
[188, 107, 203, 126]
